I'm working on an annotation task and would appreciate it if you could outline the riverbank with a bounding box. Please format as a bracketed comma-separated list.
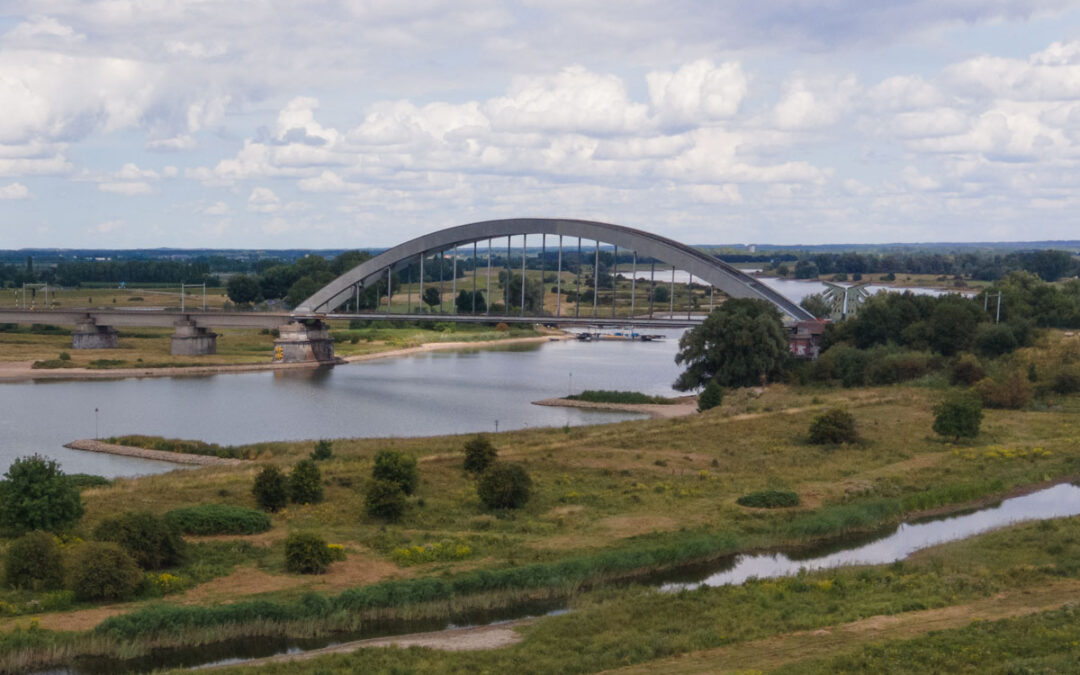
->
[63, 439, 245, 466]
[533, 395, 698, 418]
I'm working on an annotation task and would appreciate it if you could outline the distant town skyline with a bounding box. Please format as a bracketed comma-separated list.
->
[1, 1, 1079, 249]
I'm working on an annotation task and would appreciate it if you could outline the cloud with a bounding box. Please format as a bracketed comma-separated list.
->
[774, 75, 860, 130]
[0, 182, 30, 199]
[201, 201, 229, 215]
[647, 60, 748, 127]
[95, 219, 123, 233]
[247, 186, 281, 213]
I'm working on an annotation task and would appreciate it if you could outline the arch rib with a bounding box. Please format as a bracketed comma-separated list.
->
[293, 218, 813, 321]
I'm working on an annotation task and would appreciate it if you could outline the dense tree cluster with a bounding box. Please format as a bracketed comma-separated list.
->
[770, 249, 1078, 283]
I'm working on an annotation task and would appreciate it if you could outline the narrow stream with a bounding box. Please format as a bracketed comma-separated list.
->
[35, 482, 1080, 675]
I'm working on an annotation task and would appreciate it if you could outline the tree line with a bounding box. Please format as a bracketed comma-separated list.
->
[768, 249, 1078, 282]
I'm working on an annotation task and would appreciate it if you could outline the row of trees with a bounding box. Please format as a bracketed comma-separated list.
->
[770, 249, 1077, 282]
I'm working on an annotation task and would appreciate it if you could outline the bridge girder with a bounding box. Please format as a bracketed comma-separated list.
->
[295, 218, 813, 321]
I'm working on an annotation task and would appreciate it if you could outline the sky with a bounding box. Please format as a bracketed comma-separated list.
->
[1, 1, 1080, 249]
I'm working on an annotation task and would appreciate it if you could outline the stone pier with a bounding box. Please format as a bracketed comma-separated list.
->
[171, 320, 218, 356]
[273, 321, 335, 363]
[71, 318, 119, 349]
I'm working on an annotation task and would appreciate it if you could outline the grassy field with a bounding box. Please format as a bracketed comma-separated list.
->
[0, 285, 232, 311]
[1, 333, 1080, 671]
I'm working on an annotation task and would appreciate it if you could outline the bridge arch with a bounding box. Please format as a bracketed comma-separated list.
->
[294, 218, 813, 321]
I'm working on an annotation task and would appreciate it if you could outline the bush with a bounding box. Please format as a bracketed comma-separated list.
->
[311, 439, 333, 461]
[289, 459, 324, 505]
[364, 479, 407, 521]
[67, 542, 143, 601]
[477, 463, 532, 510]
[372, 450, 419, 495]
[253, 466, 288, 512]
[808, 408, 859, 445]
[1051, 367, 1080, 395]
[975, 373, 1033, 409]
[934, 390, 983, 440]
[164, 504, 271, 535]
[864, 350, 931, 385]
[736, 490, 800, 508]
[92, 511, 185, 570]
[4, 531, 64, 590]
[284, 532, 333, 574]
[974, 323, 1019, 358]
[0, 455, 83, 533]
[463, 435, 498, 475]
[566, 390, 676, 404]
[950, 353, 986, 386]
[697, 380, 724, 412]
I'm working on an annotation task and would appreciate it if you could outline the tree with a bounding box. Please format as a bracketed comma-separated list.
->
[506, 274, 544, 312]
[364, 479, 407, 521]
[284, 532, 332, 574]
[67, 542, 142, 601]
[800, 293, 831, 319]
[372, 450, 419, 495]
[933, 390, 983, 441]
[0, 455, 83, 533]
[697, 380, 725, 412]
[674, 299, 789, 390]
[423, 287, 441, 310]
[455, 290, 487, 314]
[928, 299, 981, 356]
[4, 531, 64, 590]
[311, 439, 333, 461]
[808, 408, 859, 445]
[92, 512, 185, 570]
[463, 435, 498, 474]
[253, 465, 289, 512]
[289, 459, 324, 504]
[651, 286, 670, 303]
[226, 274, 263, 305]
[477, 463, 532, 510]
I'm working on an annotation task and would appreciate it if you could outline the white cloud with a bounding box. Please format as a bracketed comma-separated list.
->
[0, 182, 30, 199]
[248, 186, 281, 213]
[774, 75, 860, 130]
[99, 181, 152, 195]
[647, 60, 748, 126]
[95, 219, 123, 233]
[201, 201, 230, 215]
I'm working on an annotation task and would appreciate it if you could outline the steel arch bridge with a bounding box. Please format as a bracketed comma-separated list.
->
[294, 218, 813, 324]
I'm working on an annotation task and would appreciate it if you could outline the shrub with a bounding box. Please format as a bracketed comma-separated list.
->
[1051, 367, 1080, 395]
[950, 353, 985, 386]
[164, 504, 271, 535]
[697, 380, 724, 412]
[495, 322, 510, 332]
[289, 459, 324, 505]
[284, 532, 332, 575]
[736, 490, 800, 508]
[364, 480, 407, 521]
[0, 455, 83, 533]
[311, 439, 333, 461]
[864, 349, 931, 385]
[566, 390, 676, 404]
[477, 463, 532, 510]
[372, 450, 419, 495]
[253, 466, 288, 512]
[808, 408, 858, 445]
[4, 531, 63, 590]
[92, 511, 185, 570]
[975, 373, 1033, 409]
[934, 390, 983, 440]
[974, 323, 1019, 358]
[67, 542, 142, 601]
[463, 435, 498, 475]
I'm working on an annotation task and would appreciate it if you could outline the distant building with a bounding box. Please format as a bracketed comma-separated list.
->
[790, 319, 827, 359]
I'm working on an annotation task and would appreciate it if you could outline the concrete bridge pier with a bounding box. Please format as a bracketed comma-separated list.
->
[72, 318, 119, 349]
[171, 319, 218, 356]
[274, 321, 335, 363]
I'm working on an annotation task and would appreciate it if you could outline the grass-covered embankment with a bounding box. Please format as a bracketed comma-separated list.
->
[565, 390, 677, 405]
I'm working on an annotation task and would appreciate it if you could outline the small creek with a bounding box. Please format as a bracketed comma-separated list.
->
[35, 482, 1080, 674]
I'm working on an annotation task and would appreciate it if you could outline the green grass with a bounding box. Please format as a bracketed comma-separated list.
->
[736, 489, 800, 508]
[566, 390, 677, 405]
[164, 505, 272, 535]
[102, 435, 275, 459]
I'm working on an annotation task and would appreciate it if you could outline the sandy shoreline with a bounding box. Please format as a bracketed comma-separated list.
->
[0, 334, 569, 383]
[533, 395, 698, 418]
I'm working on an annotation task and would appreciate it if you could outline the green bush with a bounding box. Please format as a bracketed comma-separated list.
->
[372, 450, 419, 495]
[364, 480, 407, 521]
[974, 373, 1033, 409]
[463, 435, 498, 475]
[4, 531, 64, 590]
[311, 439, 333, 461]
[66, 474, 111, 489]
[477, 463, 532, 510]
[974, 322, 1019, 358]
[164, 504, 271, 535]
[289, 459, 324, 505]
[736, 490, 800, 508]
[284, 532, 333, 574]
[252, 466, 288, 512]
[0, 455, 83, 533]
[92, 511, 185, 570]
[934, 390, 983, 440]
[566, 390, 676, 404]
[697, 380, 724, 412]
[808, 408, 858, 445]
[950, 353, 985, 386]
[1051, 367, 1080, 395]
[67, 542, 143, 601]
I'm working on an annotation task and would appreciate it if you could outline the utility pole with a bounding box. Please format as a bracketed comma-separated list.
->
[996, 291, 1002, 324]
[181, 282, 186, 312]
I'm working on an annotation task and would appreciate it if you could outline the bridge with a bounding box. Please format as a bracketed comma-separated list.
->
[0, 218, 812, 362]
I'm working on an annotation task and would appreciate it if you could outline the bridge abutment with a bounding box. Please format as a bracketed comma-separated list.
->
[170, 320, 218, 356]
[71, 319, 119, 349]
[274, 321, 335, 363]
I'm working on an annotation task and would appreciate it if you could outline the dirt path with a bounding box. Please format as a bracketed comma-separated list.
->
[341, 334, 572, 365]
[532, 396, 698, 419]
[209, 619, 533, 669]
[602, 579, 1080, 675]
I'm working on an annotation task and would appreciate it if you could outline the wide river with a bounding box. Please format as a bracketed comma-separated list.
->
[0, 334, 685, 477]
